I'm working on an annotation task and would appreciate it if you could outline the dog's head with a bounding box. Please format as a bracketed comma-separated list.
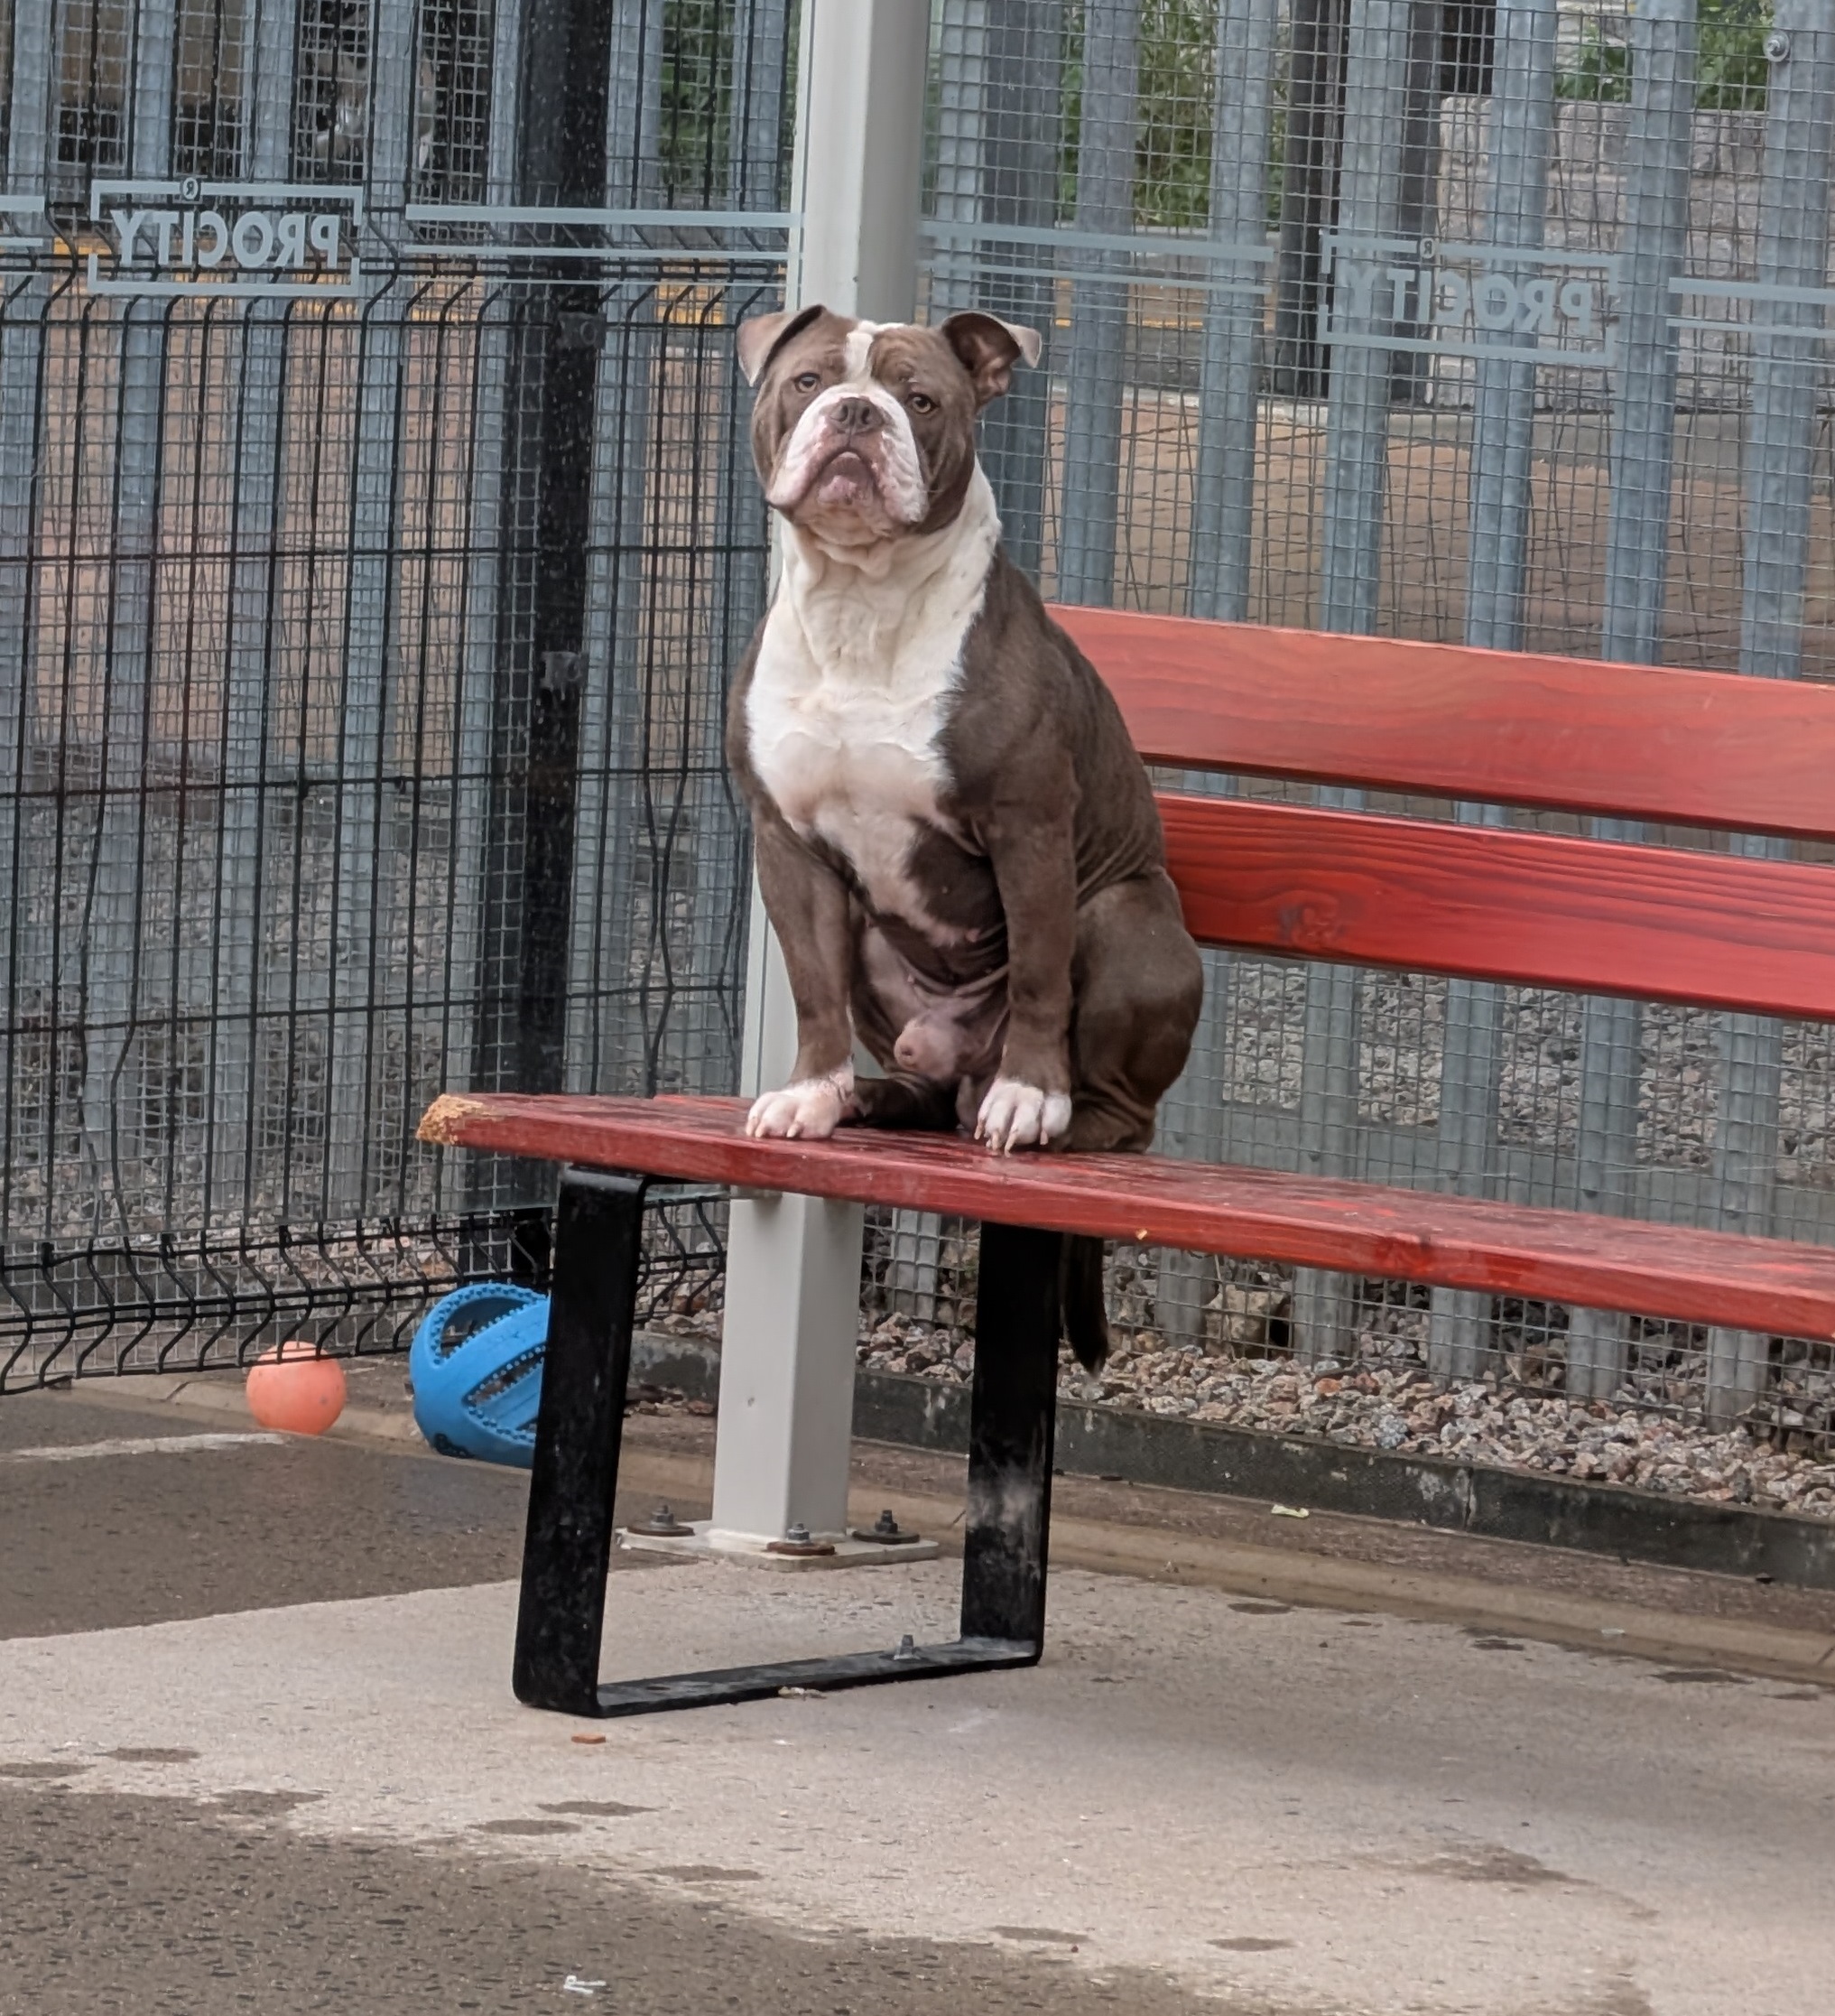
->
[737, 307, 1040, 550]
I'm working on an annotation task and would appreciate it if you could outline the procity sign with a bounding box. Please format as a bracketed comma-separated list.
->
[1323, 235, 1617, 368]
[87, 179, 363, 297]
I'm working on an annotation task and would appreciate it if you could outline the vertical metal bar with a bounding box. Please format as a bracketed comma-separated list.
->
[730, 0, 792, 207]
[1054, 0, 1135, 608]
[975, 0, 1061, 579]
[1569, 0, 1695, 1402]
[686, 0, 787, 1086]
[1290, 951, 1362, 1360]
[438, 0, 524, 1219]
[1157, 0, 1280, 1345]
[0, 0, 54, 1256]
[1293, 0, 1423, 1359]
[1387, 0, 1444, 402]
[486, 0, 524, 204]
[1191, 0, 1279, 624]
[1462, 0, 1557, 651]
[81, 0, 177, 1226]
[470, 0, 623, 1264]
[508, 0, 615, 1100]
[325, 7, 415, 1219]
[1731, 5, 1833, 685]
[930, 0, 989, 316]
[959, 1220, 1061, 1651]
[1430, 0, 1558, 1381]
[1706, 0, 1835, 1424]
[885, 1209, 942, 1313]
[1318, 0, 1416, 636]
[209, 0, 295, 1231]
[564, 0, 663, 1111]
[1272, 0, 1346, 399]
[1598, 0, 1695, 666]
[512, 1166, 647, 1715]
[713, 0, 928, 1549]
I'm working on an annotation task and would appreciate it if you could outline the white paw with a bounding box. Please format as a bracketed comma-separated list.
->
[746, 1066, 856, 1141]
[974, 1077, 1072, 1155]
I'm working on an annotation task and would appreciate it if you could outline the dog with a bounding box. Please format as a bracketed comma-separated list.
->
[727, 304, 1203, 1366]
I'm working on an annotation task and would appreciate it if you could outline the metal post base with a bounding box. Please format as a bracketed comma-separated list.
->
[615, 1520, 942, 1568]
[514, 1181, 1061, 1720]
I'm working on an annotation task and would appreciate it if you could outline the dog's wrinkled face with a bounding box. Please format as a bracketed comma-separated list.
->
[737, 307, 1040, 549]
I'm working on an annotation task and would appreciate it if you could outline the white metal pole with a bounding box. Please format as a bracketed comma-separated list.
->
[709, 0, 931, 1550]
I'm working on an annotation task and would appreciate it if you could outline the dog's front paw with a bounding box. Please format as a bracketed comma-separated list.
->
[746, 1066, 856, 1141]
[975, 1076, 1072, 1155]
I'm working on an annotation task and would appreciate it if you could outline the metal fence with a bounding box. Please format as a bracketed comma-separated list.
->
[0, 0, 790, 1387]
[5, 0, 1834, 1476]
[858, 0, 1835, 1468]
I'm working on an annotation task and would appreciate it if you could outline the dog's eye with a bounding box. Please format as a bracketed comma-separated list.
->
[792, 370, 820, 392]
[907, 391, 935, 413]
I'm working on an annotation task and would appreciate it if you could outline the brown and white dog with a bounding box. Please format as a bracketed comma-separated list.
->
[728, 304, 1203, 1364]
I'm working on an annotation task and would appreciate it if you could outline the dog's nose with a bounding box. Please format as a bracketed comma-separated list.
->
[830, 396, 883, 437]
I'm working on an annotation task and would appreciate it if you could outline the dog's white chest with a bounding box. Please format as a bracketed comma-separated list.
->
[746, 478, 997, 937]
[747, 618, 958, 932]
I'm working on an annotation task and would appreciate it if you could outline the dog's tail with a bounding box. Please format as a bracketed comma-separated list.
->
[1060, 1234, 1110, 1370]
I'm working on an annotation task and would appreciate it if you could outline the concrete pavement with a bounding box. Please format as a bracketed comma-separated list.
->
[3, 1388, 1832, 2013]
[1, 1779, 1229, 2016]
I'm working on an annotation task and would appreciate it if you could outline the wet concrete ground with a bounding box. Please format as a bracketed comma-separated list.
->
[0, 1392, 547, 1635]
[0, 1392, 1233, 2015]
[1, 1780, 1225, 2016]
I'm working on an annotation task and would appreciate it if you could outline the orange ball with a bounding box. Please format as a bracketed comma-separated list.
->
[246, 1340, 347, 1435]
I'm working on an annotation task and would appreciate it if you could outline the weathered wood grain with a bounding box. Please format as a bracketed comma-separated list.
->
[420, 1092, 1835, 1341]
[1055, 605, 1835, 841]
[1157, 794, 1835, 1020]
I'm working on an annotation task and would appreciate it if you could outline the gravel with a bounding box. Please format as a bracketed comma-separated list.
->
[855, 1310, 1835, 1521]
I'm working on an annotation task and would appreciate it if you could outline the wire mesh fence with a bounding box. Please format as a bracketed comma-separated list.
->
[5, 1, 1835, 1511]
[853, 0, 1835, 1502]
[0, 0, 789, 1388]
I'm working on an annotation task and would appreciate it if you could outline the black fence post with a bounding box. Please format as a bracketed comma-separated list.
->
[469, 0, 618, 1268]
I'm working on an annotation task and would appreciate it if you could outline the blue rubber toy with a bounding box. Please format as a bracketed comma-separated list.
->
[409, 1282, 550, 1467]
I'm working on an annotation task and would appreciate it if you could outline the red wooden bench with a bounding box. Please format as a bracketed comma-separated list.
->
[419, 608, 1835, 1718]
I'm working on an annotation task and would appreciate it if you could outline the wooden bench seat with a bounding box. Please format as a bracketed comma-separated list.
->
[420, 1091, 1835, 1345]
[421, 608, 1835, 1720]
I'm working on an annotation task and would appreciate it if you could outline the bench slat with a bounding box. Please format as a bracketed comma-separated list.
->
[1054, 606, 1835, 842]
[1159, 794, 1835, 1021]
[419, 1092, 1835, 1342]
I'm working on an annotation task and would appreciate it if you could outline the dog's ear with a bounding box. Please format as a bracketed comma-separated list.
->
[737, 305, 824, 386]
[941, 312, 1042, 408]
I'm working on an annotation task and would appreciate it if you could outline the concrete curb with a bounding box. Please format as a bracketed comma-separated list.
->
[636, 1334, 1835, 1595]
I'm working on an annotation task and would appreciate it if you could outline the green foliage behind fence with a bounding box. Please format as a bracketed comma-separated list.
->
[1560, 0, 1771, 110]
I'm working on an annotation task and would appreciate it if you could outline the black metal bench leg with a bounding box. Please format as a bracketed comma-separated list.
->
[513, 1166, 648, 1714]
[508, 1194, 1058, 1719]
[960, 1221, 1062, 1655]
